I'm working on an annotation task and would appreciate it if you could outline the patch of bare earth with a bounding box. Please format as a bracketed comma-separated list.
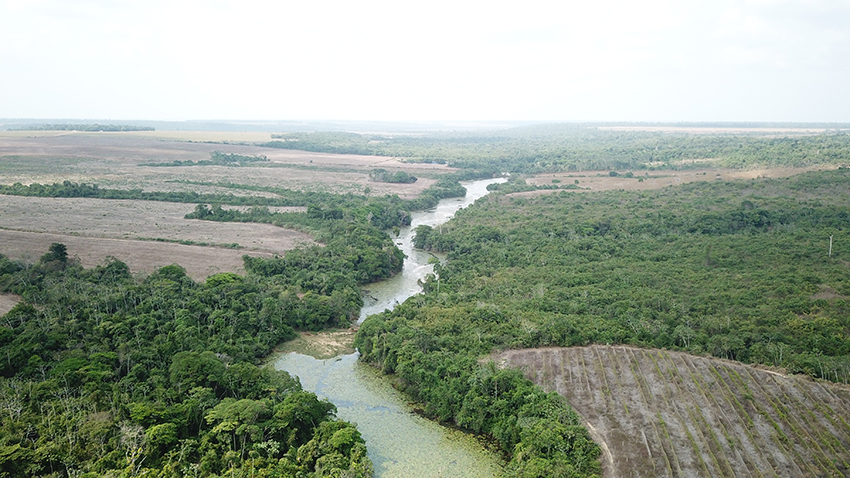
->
[0, 293, 21, 316]
[494, 345, 850, 478]
[0, 195, 315, 251]
[0, 132, 453, 199]
[0, 195, 318, 280]
[0, 230, 274, 281]
[515, 166, 836, 198]
[273, 329, 356, 359]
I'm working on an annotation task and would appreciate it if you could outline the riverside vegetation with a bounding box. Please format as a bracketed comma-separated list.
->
[0, 175, 447, 475]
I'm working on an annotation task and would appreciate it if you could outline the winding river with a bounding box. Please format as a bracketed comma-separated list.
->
[274, 178, 506, 477]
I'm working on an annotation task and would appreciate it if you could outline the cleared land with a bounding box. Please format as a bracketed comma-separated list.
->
[0, 195, 314, 250]
[0, 230, 273, 281]
[0, 132, 444, 280]
[496, 346, 850, 478]
[0, 132, 450, 197]
[0, 195, 316, 280]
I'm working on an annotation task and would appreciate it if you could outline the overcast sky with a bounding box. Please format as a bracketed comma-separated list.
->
[1, 0, 848, 122]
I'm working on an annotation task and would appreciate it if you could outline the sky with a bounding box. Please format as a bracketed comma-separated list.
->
[1, 0, 849, 122]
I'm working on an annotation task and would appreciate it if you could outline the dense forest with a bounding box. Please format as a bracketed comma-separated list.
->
[0, 246, 372, 477]
[264, 125, 850, 173]
[354, 168, 849, 477]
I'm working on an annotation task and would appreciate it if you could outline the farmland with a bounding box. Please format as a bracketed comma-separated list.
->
[496, 345, 850, 478]
[0, 131, 444, 278]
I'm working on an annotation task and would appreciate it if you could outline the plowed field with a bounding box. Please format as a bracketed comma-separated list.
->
[496, 346, 850, 478]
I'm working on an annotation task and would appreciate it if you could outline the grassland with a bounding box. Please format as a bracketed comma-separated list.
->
[497, 346, 850, 478]
[522, 165, 835, 195]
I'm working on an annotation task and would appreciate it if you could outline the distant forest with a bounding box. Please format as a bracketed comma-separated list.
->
[9, 123, 154, 132]
[264, 125, 850, 173]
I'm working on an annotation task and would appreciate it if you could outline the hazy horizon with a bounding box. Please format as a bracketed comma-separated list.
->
[2, 1, 849, 123]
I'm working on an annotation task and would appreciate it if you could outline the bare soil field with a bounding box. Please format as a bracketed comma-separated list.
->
[495, 345, 850, 478]
[0, 195, 317, 280]
[0, 132, 451, 198]
[0, 195, 315, 250]
[0, 293, 21, 317]
[0, 131, 451, 281]
[519, 165, 834, 197]
[0, 230, 275, 281]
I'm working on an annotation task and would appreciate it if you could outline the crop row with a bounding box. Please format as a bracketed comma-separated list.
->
[498, 345, 850, 477]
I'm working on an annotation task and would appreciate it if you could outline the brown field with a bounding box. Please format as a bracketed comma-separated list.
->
[0, 131, 451, 197]
[0, 195, 314, 250]
[0, 131, 447, 280]
[496, 346, 850, 478]
[0, 195, 316, 280]
[0, 230, 274, 281]
[519, 165, 835, 197]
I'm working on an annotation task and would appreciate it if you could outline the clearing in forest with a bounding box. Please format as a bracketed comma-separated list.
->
[495, 345, 850, 478]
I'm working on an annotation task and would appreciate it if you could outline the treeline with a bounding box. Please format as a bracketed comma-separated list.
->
[0, 176, 468, 231]
[263, 125, 850, 173]
[368, 168, 417, 183]
[141, 151, 270, 167]
[0, 246, 372, 477]
[9, 124, 154, 132]
[185, 204, 406, 287]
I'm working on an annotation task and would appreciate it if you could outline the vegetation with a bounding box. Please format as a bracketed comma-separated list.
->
[141, 151, 270, 167]
[368, 169, 417, 184]
[0, 248, 372, 477]
[0, 176, 468, 230]
[355, 168, 850, 477]
[9, 124, 154, 132]
[382, 169, 850, 380]
[265, 126, 850, 173]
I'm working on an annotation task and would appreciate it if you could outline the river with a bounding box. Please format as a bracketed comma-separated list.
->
[274, 178, 506, 478]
